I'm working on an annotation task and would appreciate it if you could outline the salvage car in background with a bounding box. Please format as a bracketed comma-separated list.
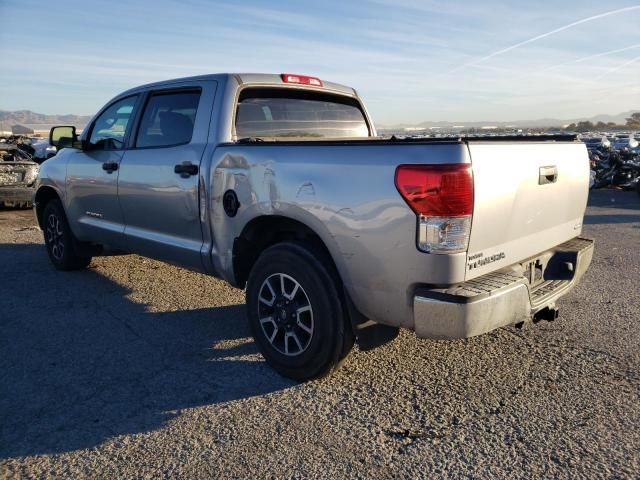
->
[0, 144, 39, 208]
[0, 136, 58, 163]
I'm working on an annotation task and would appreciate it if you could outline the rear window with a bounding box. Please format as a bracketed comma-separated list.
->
[235, 88, 370, 140]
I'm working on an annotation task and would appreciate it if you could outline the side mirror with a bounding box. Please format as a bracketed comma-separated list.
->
[49, 125, 82, 149]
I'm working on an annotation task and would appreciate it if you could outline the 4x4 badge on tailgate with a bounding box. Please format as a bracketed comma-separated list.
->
[468, 251, 506, 270]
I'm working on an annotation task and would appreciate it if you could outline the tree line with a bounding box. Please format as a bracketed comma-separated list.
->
[565, 112, 640, 132]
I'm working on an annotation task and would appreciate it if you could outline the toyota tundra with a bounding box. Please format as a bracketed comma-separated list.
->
[35, 73, 594, 380]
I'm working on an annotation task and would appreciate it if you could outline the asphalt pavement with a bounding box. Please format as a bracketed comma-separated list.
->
[1, 190, 638, 478]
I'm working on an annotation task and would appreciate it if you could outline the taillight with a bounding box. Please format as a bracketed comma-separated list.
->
[395, 164, 474, 253]
[395, 164, 473, 216]
[281, 73, 323, 87]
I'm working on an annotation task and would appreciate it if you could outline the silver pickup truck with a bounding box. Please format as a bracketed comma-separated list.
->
[36, 73, 594, 380]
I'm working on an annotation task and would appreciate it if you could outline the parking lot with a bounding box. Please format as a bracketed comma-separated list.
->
[1, 190, 638, 478]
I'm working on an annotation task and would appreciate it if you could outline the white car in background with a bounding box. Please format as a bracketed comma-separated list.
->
[30, 138, 57, 161]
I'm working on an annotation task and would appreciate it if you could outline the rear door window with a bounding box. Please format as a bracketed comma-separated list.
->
[235, 88, 370, 140]
[136, 90, 201, 148]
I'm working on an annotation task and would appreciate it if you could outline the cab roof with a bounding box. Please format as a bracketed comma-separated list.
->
[119, 73, 356, 97]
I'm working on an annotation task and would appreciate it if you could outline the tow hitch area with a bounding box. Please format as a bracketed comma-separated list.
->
[533, 307, 559, 323]
[516, 307, 559, 329]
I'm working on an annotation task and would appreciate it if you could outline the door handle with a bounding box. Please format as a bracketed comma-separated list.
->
[174, 162, 199, 177]
[102, 161, 119, 173]
[539, 165, 558, 185]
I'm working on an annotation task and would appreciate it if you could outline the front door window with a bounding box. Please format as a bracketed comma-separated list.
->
[88, 96, 138, 150]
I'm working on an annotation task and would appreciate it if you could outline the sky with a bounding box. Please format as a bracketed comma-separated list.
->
[0, 0, 639, 125]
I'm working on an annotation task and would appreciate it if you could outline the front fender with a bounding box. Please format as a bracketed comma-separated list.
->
[33, 151, 71, 227]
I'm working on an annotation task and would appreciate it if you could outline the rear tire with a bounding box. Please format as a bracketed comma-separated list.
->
[42, 200, 92, 271]
[246, 242, 353, 381]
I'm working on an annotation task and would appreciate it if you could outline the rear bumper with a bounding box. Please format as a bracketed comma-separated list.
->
[0, 186, 35, 204]
[413, 237, 594, 339]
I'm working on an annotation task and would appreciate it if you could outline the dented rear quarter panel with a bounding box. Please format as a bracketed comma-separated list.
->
[208, 142, 471, 329]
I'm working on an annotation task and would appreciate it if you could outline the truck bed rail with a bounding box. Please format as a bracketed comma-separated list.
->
[230, 134, 579, 146]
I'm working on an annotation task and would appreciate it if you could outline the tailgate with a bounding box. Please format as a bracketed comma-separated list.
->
[466, 141, 589, 280]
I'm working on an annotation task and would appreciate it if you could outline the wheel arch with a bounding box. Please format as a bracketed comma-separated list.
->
[34, 185, 62, 230]
[232, 214, 372, 339]
[233, 215, 341, 289]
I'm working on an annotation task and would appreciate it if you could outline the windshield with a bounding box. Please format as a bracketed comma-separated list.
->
[235, 88, 370, 140]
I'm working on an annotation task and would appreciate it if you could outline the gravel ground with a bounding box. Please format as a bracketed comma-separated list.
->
[1, 190, 639, 479]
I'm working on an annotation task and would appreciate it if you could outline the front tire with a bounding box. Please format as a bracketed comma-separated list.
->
[42, 200, 92, 271]
[246, 242, 353, 381]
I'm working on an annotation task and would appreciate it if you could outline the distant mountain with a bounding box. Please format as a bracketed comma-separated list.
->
[377, 110, 638, 131]
[0, 110, 92, 130]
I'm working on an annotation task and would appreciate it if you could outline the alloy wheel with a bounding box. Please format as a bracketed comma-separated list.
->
[257, 273, 314, 356]
[45, 213, 65, 261]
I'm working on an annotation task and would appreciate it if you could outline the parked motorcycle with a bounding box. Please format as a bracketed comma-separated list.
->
[589, 142, 640, 193]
